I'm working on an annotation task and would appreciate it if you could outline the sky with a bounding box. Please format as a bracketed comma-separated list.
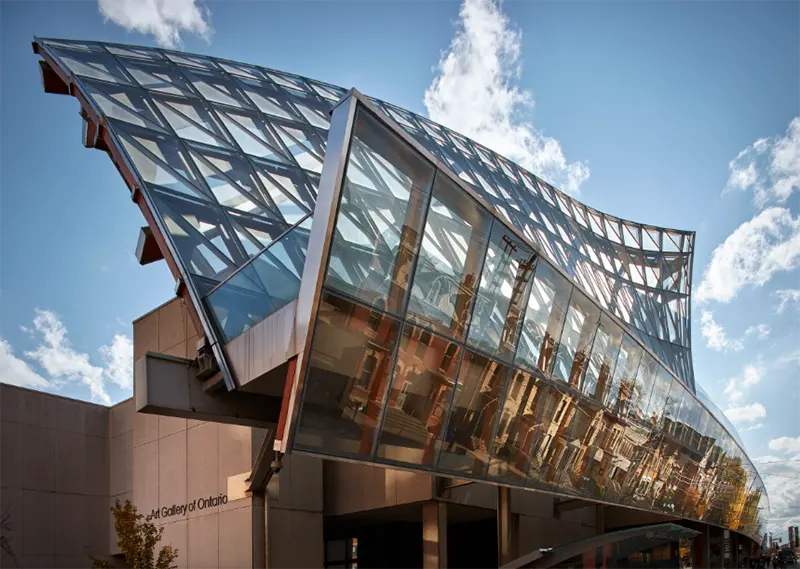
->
[1, 0, 798, 539]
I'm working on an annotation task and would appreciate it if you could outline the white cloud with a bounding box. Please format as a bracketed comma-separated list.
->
[723, 364, 763, 405]
[699, 310, 743, 352]
[754, 453, 800, 536]
[25, 309, 110, 404]
[739, 423, 764, 433]
[100, 334, 134, 390]
[723, 402, 766, 424]
[776, 288, 800, 313]
[695, 207, 800, 303]
[7, 309, 135, 405]
[98, 0, 212, 49]
[769, 436, 800, 455]
[744, 323, 771, 340]
[726, 116, 800, 207]
[424, 0, 589, 195]
[0, 339, 51, 389]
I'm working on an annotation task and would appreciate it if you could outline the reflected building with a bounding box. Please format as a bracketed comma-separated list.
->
[31, 36, 768, 568]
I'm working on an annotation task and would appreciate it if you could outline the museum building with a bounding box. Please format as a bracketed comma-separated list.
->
[0, 36, 771, 568]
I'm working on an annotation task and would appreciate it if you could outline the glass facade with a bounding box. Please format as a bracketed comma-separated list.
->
[36, 37, 766, 542]
[290, 102, 766, 541]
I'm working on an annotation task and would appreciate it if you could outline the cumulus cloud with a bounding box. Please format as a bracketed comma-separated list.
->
[699, 310, 743, 352]
[754, 453, 800, 536]
[699, 311, 770, 352]
[739, 423, 764, 433]
[424, 0, 589, 194]
[723, 402, 766, 424]
[98, 0, 212, 48]
[769, 436, 800, 455]
[0, 339, 51, 389]
[695, 207, 800, 303]
[723, 364, 763, 404]
[726, 116, 800, 207]
[100, 334, 134, 390]
[776, 288, 800, 313]
[0, 309, 134, 405]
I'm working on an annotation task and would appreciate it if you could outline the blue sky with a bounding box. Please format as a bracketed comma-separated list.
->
[1, 0, 798, 536]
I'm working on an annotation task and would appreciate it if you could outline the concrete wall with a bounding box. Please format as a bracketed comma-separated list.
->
[133, 297, 200, 361]
[0, 384, 110, 569]
[131, 413, 254, 569]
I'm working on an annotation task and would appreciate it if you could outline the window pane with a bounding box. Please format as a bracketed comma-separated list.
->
[295, 291, 400, 458]
[663, 375, 687, 438]
[644, 361, 673, 430]
[406, 175, 491, 340]
[437, 351, 508, 476]
[467, 222, 537, 360]
[487, 370, 549, 484]
[582, 314, 623, 400]
[552, 289, 601, 387]
[515, 262, 573, 375]
[326, 108, 435, 314]
[375, 325, 463, 467]
[603, 334, 644, 417]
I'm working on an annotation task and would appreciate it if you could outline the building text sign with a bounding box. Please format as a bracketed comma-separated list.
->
[147, 494, 228, 520]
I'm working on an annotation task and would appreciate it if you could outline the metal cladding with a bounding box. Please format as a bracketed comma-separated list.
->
[34, 37, 767, 541]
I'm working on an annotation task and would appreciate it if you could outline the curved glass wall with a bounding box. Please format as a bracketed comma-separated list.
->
[292, 105, 766, 540]
[35, 38, 766, 540]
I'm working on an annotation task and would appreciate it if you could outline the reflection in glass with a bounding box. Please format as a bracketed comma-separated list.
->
[603, 334, 643, 417]
[438, 351, 509, 476]
[206, 217, 311, 341]
[515, 262, 573, 375]
[326, 108, 435, 314]
[407, 175, 491, 340]
[467, 223, 537, 360]
[645, 363, 673, 431]
[581, 314, 623, 401]
[487, 371, 548, 483]
[552, 289, 601, 387]
[295, 291, 400, 457]
[375, 325, 462, 467]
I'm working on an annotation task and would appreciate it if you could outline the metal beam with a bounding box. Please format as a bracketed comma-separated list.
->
[134, 352, 280, 427]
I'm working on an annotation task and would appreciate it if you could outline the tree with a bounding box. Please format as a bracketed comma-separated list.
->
[91, 500, 178, 569]
[1, 508, 18, 567]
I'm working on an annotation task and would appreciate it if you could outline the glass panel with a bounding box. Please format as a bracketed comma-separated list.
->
[295, 291, 400, 458]
[515, 262, 573, 375]
[552, 289, 600, 387]
[644, 361, 673, 431]
[487, 371, 549, 484]
[375, 325, 462, 467]
[603, 334, 643, 417]
[467, 222, 537, 360]
[205, 217, 311, 341]
[326, 108, 435, 314]
[406, 175, 491, 341]
[437, 351, 509, 476]
[582, 314, 623, 400]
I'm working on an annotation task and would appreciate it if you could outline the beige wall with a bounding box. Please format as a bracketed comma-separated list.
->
[0, 384, 110, 569]
[133, 297, 200, 361]
[131, 414, 254, 569]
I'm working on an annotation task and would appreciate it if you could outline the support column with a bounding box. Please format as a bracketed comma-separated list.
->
[252, 491, 266, 569]
[498, 486, 513, 567]
[423, 501, 448, 569]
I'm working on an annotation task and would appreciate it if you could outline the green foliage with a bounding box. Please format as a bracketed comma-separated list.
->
[1, 508, 18, 567]
[91, 499, 178, 569]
